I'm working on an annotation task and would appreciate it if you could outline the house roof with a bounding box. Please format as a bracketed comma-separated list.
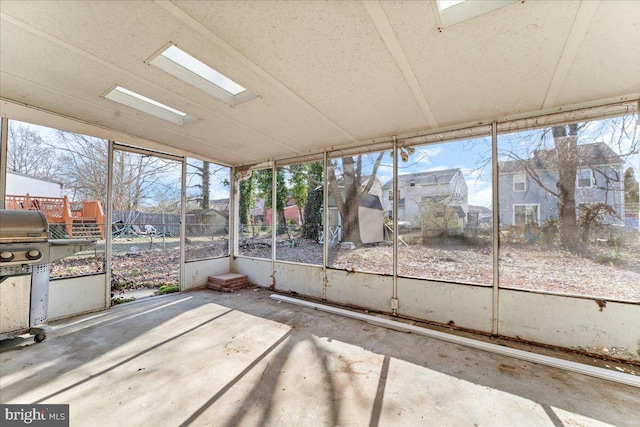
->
[468, 205, 492, 214]
[360, 194, 383, 210]
[209, 198, 230, 211]
[7, 170, 64, 186]
[381, 168, 461, 189]
[499, 142, 623, 173]
[328, 192, 383, 210]
[210, 198, 230, 204]
[186, 208, 228, 218]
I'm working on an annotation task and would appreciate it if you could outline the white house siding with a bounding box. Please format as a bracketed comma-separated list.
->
[382, 170, 469, 228]
[6, 172, 63, 198]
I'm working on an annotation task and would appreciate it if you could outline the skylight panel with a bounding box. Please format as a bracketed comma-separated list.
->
[437, 0, 518, 28]
[104, 86, 195, 126]
[438, 0, 466, 11]
[114, 86, 187, 116]
[147, 43, 257, 107]
[161, 46, 246, 96]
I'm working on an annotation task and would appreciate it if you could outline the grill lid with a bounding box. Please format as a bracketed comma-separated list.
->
[0, 210, 49, 243]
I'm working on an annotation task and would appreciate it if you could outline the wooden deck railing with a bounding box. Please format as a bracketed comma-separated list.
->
[5, 194, 66, 221]
[5, 194, 104, 238]
[80, 200, 105, 237]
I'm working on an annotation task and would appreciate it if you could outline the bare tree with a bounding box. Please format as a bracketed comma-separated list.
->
[500, 115, 637, 251]
[186, 160, 231, 211]
[54, 131, 108, 203]
[111, 151, 178, 212]
[327, 153, 385, 244]
[417, 191, 466, 237]
[186, 160, 210, 209]
[6, 122, 60, 179]
[577, 202, 620, 243]
[201, 161, 210, 209]
[624, 167, 639, 205]
[553, 124, 580, 250]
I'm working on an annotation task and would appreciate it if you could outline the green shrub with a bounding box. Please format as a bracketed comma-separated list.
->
[112, 297, 136, 305]
[157, 284, 179, 295]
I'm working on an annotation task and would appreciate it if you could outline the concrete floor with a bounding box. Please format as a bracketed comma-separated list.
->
[1, 289, 638, 427]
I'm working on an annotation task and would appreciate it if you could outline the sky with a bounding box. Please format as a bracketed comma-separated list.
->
[6, 120, 231, 207]
[7, 114, 638, 211]
[332, 113, 639, 210]
[336, 136, 494, 208]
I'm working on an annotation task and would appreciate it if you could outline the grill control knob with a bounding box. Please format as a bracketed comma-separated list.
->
[26, 250, 42, 261]
[0, 251, 14, 262]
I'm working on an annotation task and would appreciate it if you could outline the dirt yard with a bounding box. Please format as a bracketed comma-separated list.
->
[50, 236, 640, 303]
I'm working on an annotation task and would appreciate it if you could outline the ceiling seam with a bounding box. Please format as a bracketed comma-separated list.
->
[363, 0, 438, 129]
[541, 0, 599, 109]
[0, 72, 257, 162]
[235, 94, 640, 168]
[1, 96, 237, 166]
[0, 12, 300, 155]
[153, 0, 360, 145]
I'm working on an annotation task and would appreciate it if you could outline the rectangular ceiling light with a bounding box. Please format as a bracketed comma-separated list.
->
[162, 46, 246, 95]
[147, 44, 257, 107]
[438, 0, 518, 27]
[438, 0, 466, 11]
[104, 86, 196, 126]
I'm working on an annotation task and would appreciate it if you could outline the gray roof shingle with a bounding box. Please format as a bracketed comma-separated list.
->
[382, 168, 460, 189]
[499, 142, 623, 173]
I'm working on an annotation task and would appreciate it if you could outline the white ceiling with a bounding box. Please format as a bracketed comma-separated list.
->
[1, 1, 638, 166]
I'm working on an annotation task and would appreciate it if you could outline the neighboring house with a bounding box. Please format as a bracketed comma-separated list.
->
[209, 198, 230, 217]
[6, 171, 63, 198]
[498, 142, 624, 227]
[186, 208, 228, 234]
[381, 168, 469, 232]
[468, 205, 493, 229]
[247, 198, 301, 226]
[359, 175, 383, 200]
[625, 205, 639, 230]
[265, 199, 302, 225]
[185, 197, 230, 215]
[250, 198, 266, 224]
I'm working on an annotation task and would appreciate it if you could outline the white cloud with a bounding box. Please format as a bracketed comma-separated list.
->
[467, 179, 492, 208]
[376, 170, 393, 186]
[425, 165, 448, 172]
[413, 146, 443, 166]
[459, 166, 478, 178]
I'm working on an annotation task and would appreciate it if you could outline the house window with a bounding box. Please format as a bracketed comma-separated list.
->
[513, 204, 539, 226]
[513, 174, 526, 192]
[388, 190, 400, 201]
[577, 168, 593, 188]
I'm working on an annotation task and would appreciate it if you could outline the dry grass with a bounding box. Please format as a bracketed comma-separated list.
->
[51, 233, 640, 302]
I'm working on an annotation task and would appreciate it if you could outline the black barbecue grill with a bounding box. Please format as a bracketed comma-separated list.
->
[0, 209, 94, 342]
